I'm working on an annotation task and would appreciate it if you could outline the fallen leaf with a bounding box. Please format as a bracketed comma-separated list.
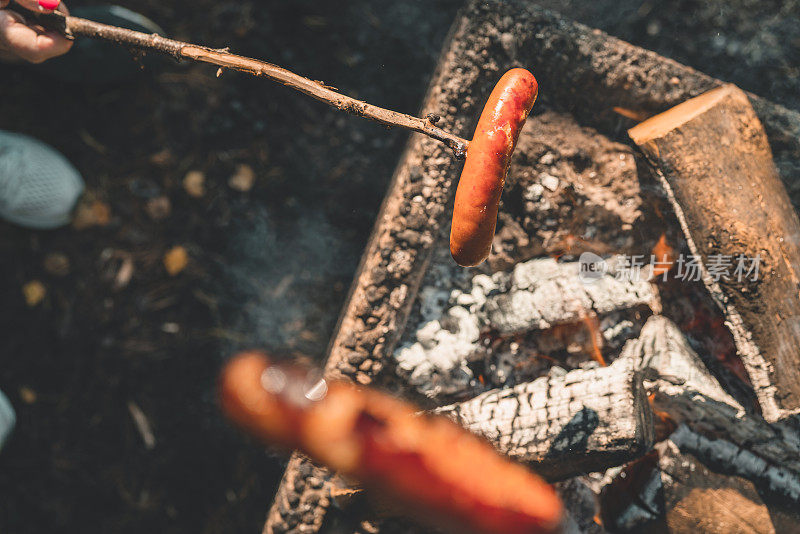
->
[22, 280, 46, 307]
[228, 164, 255, 192]
[19, 387, 37, 404]
[127, 401, 156, 450]
[114, 254, 135, 290]
[163, 246, 189, 276]
[43, 253, 70, 277]
[298, 330, 320, 343]
[145, 196, 171, 220]
[78, 129, 107, 154]
[183, 170, 206, 198]
[161, 322, 180, 334]
[149, 148, 173, 166]
[72, 199, 111, 230]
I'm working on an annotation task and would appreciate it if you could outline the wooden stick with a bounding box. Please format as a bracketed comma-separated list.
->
[12, 3, 469, 158]
[629, 85, 800, 422]
[436, 357, 654, 481]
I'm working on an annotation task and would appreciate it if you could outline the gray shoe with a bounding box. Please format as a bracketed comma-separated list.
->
[0, 130, 84, 229]
[0, 389, 14, 452]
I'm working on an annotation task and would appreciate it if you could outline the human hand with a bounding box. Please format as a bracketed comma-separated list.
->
[0, 0, 72, 64]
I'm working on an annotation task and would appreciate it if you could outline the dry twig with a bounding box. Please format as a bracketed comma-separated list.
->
[11, 2, 469, 158]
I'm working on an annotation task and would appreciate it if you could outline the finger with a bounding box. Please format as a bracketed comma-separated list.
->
[0, 0, 60, 14]
[0, 8, 25, 31]
[6, 0, 69, 15]
[8, 0, 42, 12]
[0, 10, 71, 63]
[34, 28, 71, 60]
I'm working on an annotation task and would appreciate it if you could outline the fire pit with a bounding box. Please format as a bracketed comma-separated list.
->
[264, 1, 800, 532]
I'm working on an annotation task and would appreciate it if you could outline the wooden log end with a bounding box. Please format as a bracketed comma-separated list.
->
[628, 84, 739, 146]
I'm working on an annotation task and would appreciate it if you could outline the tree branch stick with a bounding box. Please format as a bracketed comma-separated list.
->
[17, 4, 469, 158]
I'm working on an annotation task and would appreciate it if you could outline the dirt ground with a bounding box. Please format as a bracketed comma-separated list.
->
[0, 1, 797, 533]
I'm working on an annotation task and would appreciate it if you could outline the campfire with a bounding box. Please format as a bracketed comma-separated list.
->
[256, 1, 800, 533]
[4, 0, 800, 531]
[29, 0, 798, 531]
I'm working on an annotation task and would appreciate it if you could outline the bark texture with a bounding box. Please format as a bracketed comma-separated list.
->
[629, 85, 800, 422]
[625, 316, 800, 501]
[436, 357, 654, 481]
[657, 439, 797, 534]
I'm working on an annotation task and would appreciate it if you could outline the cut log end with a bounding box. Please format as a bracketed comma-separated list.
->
[628, 84, 736, 145]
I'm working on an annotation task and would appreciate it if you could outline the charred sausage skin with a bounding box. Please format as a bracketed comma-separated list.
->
[450, 68, 538, 267]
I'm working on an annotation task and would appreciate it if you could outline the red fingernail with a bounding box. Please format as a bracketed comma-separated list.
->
[38, 0, 59, 9]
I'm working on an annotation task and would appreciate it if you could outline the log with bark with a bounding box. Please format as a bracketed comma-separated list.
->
[599, 316, 800, 532]
[629, 85, 800, 422]
[624, 316, 800, 501]
[435, 357, 654, 481]
[604, 437, 799, 534]
[656, 438, 800, 534]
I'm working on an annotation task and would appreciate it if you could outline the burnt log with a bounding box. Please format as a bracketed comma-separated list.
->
[657, 437, 800, 534]
[601, 435, 800, 534]
[660, 439, 771, 534]
[481, 258, 657, 336]
[657, 437, 799, 534]
[624, 316, 800, 500]
[629, 85, 800, 422]
[556, 478, 607, 534]
[394, 257, 658, 401]
[436, 357, 654, 481]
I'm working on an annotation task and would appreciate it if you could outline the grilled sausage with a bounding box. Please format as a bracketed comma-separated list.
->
[450, 68, 538, 266]
[220, 352, 562, 534]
